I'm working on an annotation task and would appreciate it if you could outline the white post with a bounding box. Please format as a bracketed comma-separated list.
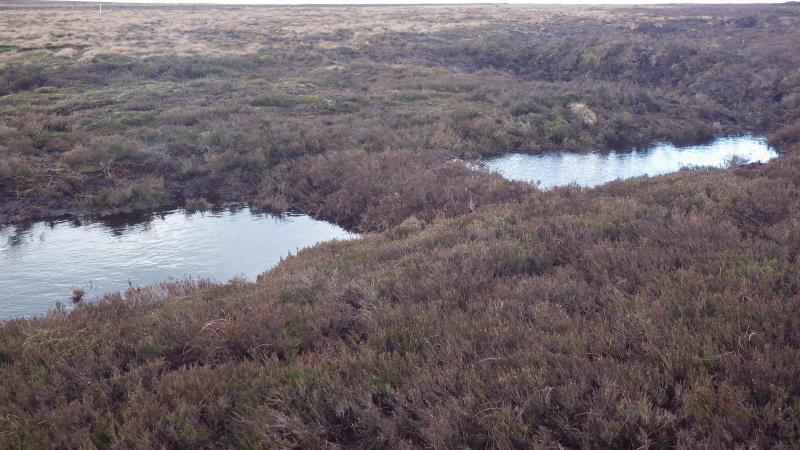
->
[99, 2, 102, 15]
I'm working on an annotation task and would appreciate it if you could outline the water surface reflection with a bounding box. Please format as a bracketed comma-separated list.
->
[1, 206, 354, 321]
[482, 135, 778, 189]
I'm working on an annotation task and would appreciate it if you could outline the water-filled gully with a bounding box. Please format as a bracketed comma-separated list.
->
[481, 135, 777, 189]
[0, 135, 779, 321]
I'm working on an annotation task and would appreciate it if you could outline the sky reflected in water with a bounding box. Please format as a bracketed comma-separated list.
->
[482, 135, 778, 190]
[1, 207, 354, 321]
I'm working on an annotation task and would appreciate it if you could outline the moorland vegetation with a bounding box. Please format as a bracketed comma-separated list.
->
[1, 2, 800, 227]
[2, 2, 800, 447]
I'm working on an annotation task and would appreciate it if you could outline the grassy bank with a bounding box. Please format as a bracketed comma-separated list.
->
[2, 2, 800, 448]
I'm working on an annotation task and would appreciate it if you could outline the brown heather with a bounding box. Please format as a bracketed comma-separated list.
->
[3, 156, 800, 447]
[2, 2, 800, 448]
[2, 2, 800, 221]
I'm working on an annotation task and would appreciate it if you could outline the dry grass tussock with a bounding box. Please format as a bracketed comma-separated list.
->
[0, 3, 585, 62]
[0, 2, 783, 62]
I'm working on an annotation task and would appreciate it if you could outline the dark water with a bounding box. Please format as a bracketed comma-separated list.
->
[1, 206, 354, 321]
[482, 135, 779, 189]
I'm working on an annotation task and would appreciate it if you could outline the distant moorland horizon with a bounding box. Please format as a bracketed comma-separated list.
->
[47, 0, 795, 5]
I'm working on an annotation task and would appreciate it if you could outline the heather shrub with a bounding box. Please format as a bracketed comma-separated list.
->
[156, 108, 209, 127]
[251, 192, 288, 213]
[0, 64, 49, 95]
[275, 148, 533, 231]
[768, 120, 800, 152]
[726, 178, 798, 234]
[75, 176, 167, 211]
[0, 156, 33, 179]
[61, 135, 147, 166]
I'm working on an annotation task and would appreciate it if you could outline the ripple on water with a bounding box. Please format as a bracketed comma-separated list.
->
[0, 207, 355, 321]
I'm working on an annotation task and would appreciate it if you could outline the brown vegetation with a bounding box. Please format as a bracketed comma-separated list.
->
[1, 2, 800, 224]
[2, 2, 800, 448]
[2, 153, 800, 447]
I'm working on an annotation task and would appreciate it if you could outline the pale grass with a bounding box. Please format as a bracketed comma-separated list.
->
[0, 2, 654, 63]
[2, 2, 783, 65]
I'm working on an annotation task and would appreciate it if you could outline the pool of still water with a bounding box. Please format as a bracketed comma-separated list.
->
[481, 135, 779, 189]
[0, 206, 354, 321]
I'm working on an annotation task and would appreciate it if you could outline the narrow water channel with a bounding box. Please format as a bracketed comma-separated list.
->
[482, 135, 778, 189]
[1, 207, 354, 321]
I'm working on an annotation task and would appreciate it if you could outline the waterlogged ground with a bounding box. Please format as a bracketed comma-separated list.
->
[2, 3, 800, 447]
[1, 135, 778, 321]
[3, 3, 800, 227]
[482, 135, 779, 189]
[0, 207, 354, 321]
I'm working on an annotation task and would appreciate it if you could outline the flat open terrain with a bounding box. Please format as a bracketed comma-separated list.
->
[2, 1, 800, 227]
[2, 2, 800, 447]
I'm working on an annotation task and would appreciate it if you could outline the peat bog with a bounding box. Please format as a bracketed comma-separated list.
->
[2, 2, 800, 448]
